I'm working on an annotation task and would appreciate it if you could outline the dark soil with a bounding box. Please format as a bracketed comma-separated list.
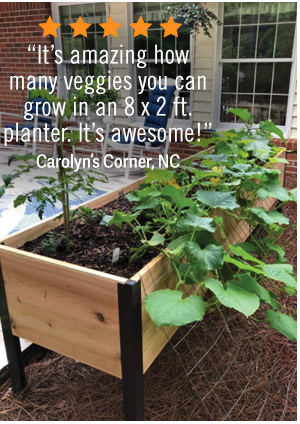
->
[21, 196, 156, 278]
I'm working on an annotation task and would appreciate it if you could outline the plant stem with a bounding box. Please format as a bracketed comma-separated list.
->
[57, 114, 71, 251]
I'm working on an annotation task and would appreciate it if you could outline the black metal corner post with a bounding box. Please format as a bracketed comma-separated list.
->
[0, 260, 27, 392]
[118, 279, 144, 421]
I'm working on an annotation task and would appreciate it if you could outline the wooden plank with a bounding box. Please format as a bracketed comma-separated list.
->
[132, 254, 178, 374]
[1, 177, 145, 249]
[0, 246, 125, 378]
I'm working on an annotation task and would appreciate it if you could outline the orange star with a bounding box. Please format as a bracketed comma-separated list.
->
[130, 16, 152, 37]
[39, 16, 61, 38]
[160, 16, 182, 38]
[99, 16, 121, 37]
[69, 16, 91, 37]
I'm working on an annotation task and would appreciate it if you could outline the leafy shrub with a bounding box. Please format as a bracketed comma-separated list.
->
[107, 109, 297, 341]
[167, 2, 221, 37]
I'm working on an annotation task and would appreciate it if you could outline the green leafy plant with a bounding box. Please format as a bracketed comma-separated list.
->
[107, 109, 297, 341]
[167, 2, 221, 37]
[41, 231, 66, 256]
[0, 88, 107, 251]
[74, 206, 104, 225]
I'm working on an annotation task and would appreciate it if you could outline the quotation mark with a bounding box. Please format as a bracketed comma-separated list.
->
[204, 122, 212, 130]
[28, 44, 36, 52]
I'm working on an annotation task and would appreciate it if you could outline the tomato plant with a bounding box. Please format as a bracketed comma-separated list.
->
[0, 88, 107, 251]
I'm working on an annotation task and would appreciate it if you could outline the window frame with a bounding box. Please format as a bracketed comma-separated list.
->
[212, 2, 297, 138]
[51, 2, 110, 99]
[128, 2, 194, 128]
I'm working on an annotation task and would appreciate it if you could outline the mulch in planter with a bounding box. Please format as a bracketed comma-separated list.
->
[21, 196, 156, 278]
[0, 174, 296, 421]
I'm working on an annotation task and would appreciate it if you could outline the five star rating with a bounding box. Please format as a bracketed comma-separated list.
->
[39, 16, 182, 38]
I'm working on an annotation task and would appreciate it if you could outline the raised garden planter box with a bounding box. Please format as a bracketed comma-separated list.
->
[0, 154, 285, 420]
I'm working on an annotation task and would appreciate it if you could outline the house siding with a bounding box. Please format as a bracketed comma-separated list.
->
[290, 84, 297, 139]
[192, 2, 218, 127]
[108, 2, 133, 121]
[107, 2, 130, 121]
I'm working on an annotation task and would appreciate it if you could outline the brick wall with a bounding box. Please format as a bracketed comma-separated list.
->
[0, 2, 56, 121]
[278, 139, 297, 175]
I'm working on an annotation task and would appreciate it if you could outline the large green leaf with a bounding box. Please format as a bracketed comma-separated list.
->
[289, 188, 297, 202]
[199, 153, 228, 163]
[224, 255, 263, 275]
[147, 232, 165, 246]
[167, 235, 189, 256]
[257, 183, 290, 202]
[205, 278, 260, 317]
[145, 289, 208, 327]
[248, 207, 289, 225]
[269, 156, 289, 164]
[184, 242, 225, 271]
[259, 120, 285, 141]
[126, 186, 161, 202]
[227, 244, 265, 266]
[228, 108, 252, 123]
[144, 168, 175, 184]
[245, 136, 271, 160]
[176, 212, 216, 233]
[135, 197, 160, 210]
[263, 264, 297, 289]
[224, 167, 264, 178]
[196, 190, 239, 210]
[182, 168, 221, 180]
[109, 210, 140, 229]
[265, 310, 297, 341]
[161, 185, 194, 209]
[236, 273, 279, 309]
[225, 255, 297, 289]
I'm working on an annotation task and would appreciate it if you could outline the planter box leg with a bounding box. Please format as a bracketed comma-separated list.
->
[0, 262, 27, 392]
[118, 280, 144, 421]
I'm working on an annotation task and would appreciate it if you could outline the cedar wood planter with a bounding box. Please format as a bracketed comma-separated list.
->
[0, 154, 285, 420]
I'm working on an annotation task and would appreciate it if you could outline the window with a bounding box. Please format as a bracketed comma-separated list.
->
[132, 2, 192, 122]
[219, 2, 296, 127]
[58, 3, 107, 90]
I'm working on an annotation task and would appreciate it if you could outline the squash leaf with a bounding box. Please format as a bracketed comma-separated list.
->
[176, 212, 216, 233]
[145, 289, 208, 327]
[265, 310, 296, 341]
[196, 190, 239, 210]
[184, 242, 225, 271]
[248, 207, 289, 225]
[205, 278, 260, 317]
